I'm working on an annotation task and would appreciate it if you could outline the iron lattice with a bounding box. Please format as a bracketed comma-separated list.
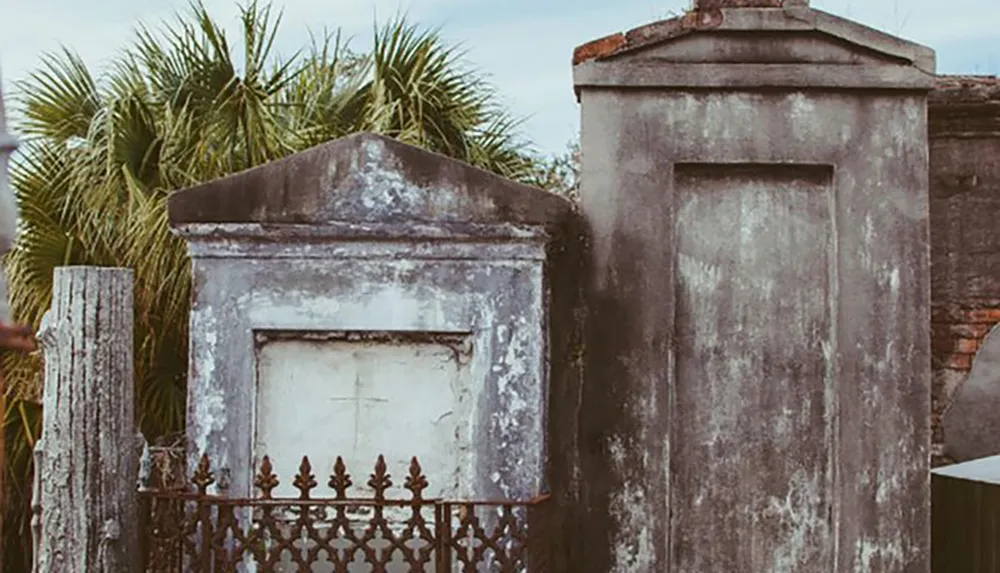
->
[139, 453, 550, 572]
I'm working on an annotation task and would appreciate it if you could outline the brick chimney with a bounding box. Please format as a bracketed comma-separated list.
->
[693, 0, 808, 8]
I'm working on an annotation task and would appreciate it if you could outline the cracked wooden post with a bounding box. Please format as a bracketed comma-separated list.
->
[36, 267, 137, 573]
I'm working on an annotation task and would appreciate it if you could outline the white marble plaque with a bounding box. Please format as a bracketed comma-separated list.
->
[254, 335, 467, 500]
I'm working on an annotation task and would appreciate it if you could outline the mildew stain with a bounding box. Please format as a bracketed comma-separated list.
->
[678, 253, 722, 292]
[607, 435, 656, 572]
[759, 470, 829, 572]
[855, 538, 906, 572]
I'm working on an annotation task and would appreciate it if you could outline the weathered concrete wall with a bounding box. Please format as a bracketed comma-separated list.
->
[168, 133, 577, 506]
[671, 162, 835, 572]
[577, 89, 931, 573]
[571, 5, 933, 572]
[929, 75, 1000, 467]
[543, 208, 589, 573]
[183, 236, 549, 500]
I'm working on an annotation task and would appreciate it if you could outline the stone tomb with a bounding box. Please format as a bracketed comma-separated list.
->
[167, 133, 575, 566]
[569, 1, 935, 571]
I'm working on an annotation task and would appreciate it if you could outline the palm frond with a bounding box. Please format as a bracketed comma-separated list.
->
[15, 48, 100, 143]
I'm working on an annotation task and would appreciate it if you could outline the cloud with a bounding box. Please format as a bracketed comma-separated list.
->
[815, 0, 1000, 45]
[478, 0, 1000, 153]
[0, 0, 463, 84]
[2, 0, 999, 156]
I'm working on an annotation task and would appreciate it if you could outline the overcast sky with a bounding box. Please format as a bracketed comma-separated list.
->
[1, 0, 998, 156]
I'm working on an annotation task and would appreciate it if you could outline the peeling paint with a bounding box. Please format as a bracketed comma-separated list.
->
[188, 305, 230, 491]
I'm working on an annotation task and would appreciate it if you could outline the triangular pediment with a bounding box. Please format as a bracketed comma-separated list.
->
[573, 7, 934, 74]
[607, 29, 911, 67]
[167, 133, 572, 228]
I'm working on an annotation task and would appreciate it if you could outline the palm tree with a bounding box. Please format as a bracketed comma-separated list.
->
[1, 2, 547, 569]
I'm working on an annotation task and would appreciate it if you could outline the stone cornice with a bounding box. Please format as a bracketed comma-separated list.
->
[930, 75, 1000, 138]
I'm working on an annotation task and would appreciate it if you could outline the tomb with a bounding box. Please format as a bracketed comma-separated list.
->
[568, 0, 936, 571]
[167, 133, 578, 553]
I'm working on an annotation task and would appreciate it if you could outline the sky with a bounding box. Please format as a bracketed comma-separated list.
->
[1, 0, 998, 156]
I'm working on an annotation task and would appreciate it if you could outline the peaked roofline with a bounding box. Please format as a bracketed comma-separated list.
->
[572, 6, 935, 75]
[167, 132, 574, 230]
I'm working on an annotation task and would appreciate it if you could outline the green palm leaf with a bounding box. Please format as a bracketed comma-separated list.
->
[15, 48, 99, 143]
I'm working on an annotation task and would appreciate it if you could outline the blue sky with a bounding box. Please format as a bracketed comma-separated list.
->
[2, 0, 998, 156]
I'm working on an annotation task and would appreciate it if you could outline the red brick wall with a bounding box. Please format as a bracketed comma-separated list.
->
[929, 75, 1000, 466]
[931, 303, 1000, 465]
[933, 308, 1000, 370]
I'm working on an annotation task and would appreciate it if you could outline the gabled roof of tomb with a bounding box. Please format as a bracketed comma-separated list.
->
[167, 132, 573, 228]
[572, 3, 935, 93]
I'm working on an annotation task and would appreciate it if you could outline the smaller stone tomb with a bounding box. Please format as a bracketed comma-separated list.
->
[167, 133, 576, 507]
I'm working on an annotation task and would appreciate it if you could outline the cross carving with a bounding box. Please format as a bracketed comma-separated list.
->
[328, 372, 390, 452]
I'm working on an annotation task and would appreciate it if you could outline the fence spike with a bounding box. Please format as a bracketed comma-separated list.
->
[255, 456, 279, 499]
[369, 454, 392, 500]
[329, 456, 352, 499]
[293, 456, 317, 500]
[404, 457, 428, 501]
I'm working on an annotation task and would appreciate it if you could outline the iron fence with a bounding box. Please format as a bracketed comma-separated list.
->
[139, 453, 551, 572]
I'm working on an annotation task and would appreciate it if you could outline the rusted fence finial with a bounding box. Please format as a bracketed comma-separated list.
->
[693, 0, 808, 8]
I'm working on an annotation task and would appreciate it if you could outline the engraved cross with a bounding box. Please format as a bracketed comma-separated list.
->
[328, 372, 390, 451]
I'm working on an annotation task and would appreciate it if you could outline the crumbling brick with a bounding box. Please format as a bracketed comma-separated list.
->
[942, 353, 974, 371]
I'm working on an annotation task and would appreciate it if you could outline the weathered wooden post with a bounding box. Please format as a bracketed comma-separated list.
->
[35, 267, 138, 572]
